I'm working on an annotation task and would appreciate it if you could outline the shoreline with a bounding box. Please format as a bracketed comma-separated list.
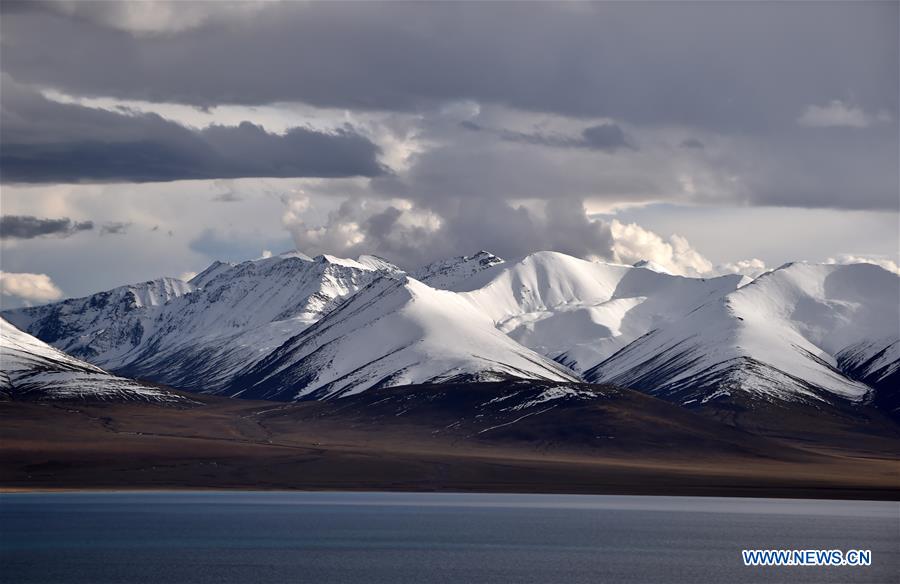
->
[3, 484, 898, 502]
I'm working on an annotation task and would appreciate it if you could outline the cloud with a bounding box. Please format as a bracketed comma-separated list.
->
[2, 5, 896, 211]
[715, 258, 768, 278]
[0, 271, 64, 305]
[212, 191, 242, 203]
[2, 1, 894, 133]
[0, 215, 93, 239]
[581, 124, 634, 151]
[32, 0, 267, 36]
[99, 221, 130, 235]
[464, 121, 633, 152]
[825, 254, 900, 275]
[714, 255, 900, 278]
[680, 138, 705, 149]
[797, 100, 892, 128]
[282, 193, 581, 268]
[280, 192, 722, 278]
[607, 220, 713, 277]
[0, 76, 385, 183]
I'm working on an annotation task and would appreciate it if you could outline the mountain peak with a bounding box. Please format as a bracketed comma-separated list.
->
[269, 250, 313, 261]
[356, 254, 404, 273]
[412, 250, 505, 289]
[632, 259, 673, 275]
[227, 271, 576, 401]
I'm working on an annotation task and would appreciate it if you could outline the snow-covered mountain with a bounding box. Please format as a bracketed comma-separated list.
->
[448, 251, 749, 373]
[4, 277, 193, 365]
[0, 317, 187, 403]
[3, 250, 896, 410]
[2, 251, 396, 392]
[412, 250, 505, 288]
[227, 274, 578, 400]
[127, 253, 407, 391]
[585, 262, 900, 406]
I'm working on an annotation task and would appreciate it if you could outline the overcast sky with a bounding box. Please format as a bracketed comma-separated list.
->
[1, 1, 898, 307]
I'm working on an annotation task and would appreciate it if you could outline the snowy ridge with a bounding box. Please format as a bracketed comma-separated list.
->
[3, 277, 193, 365]
[631, 259, 673, 275]
[837, 339, 899, 387]
[111, 253, 393, 392]
[412, 250, 505, 289]
[836, 339, 900, 416]
[356, 254, 404, 273]
[450, 251, 747, 373]
[227, 275, 578, 401]
[0, 317, 188, 403]
[586, 262, 899, 404]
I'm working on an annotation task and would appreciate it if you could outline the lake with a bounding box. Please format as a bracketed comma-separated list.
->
[1, 492, 896, 583]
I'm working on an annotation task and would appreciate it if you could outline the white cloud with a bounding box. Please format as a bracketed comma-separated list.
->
[797, 100, 891, 128]
[0, 271, 64, 306]
[177, 271, 198, 282]
[608, 220, 713, 277]
[825, 254, 900, 275]
[715, 258, 768, 278]
[607, 222, 772, 279]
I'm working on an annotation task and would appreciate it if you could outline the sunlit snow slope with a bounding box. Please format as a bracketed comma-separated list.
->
[449, 251, 748, 373]
[227, 275, 579, 400]
[0, 317, 187, 402]
[585, 262, 899, 405]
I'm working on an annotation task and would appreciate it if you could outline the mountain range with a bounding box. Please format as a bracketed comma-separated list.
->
[2, 250, 897, 418]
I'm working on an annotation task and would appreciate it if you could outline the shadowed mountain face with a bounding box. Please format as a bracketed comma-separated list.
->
[3, 251, 898, 417]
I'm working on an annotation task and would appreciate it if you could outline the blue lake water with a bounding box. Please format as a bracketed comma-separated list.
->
[1, 492, 897, 583]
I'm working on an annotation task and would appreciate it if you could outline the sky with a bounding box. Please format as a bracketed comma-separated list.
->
[1, 0, 898, 308]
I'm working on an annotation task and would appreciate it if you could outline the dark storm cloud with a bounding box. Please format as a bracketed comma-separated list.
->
[1, 2, 895, 131]
[0, 215, 94, 239]
[0, 1, 896, 213]
[364, 206, 404, 241]
[462, 121, 633, 152]
[0, 77, 384, 183]
[581, 124, 633, 151]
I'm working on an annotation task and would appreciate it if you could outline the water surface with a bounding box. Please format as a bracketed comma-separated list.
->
[1, 492, 896, 583]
